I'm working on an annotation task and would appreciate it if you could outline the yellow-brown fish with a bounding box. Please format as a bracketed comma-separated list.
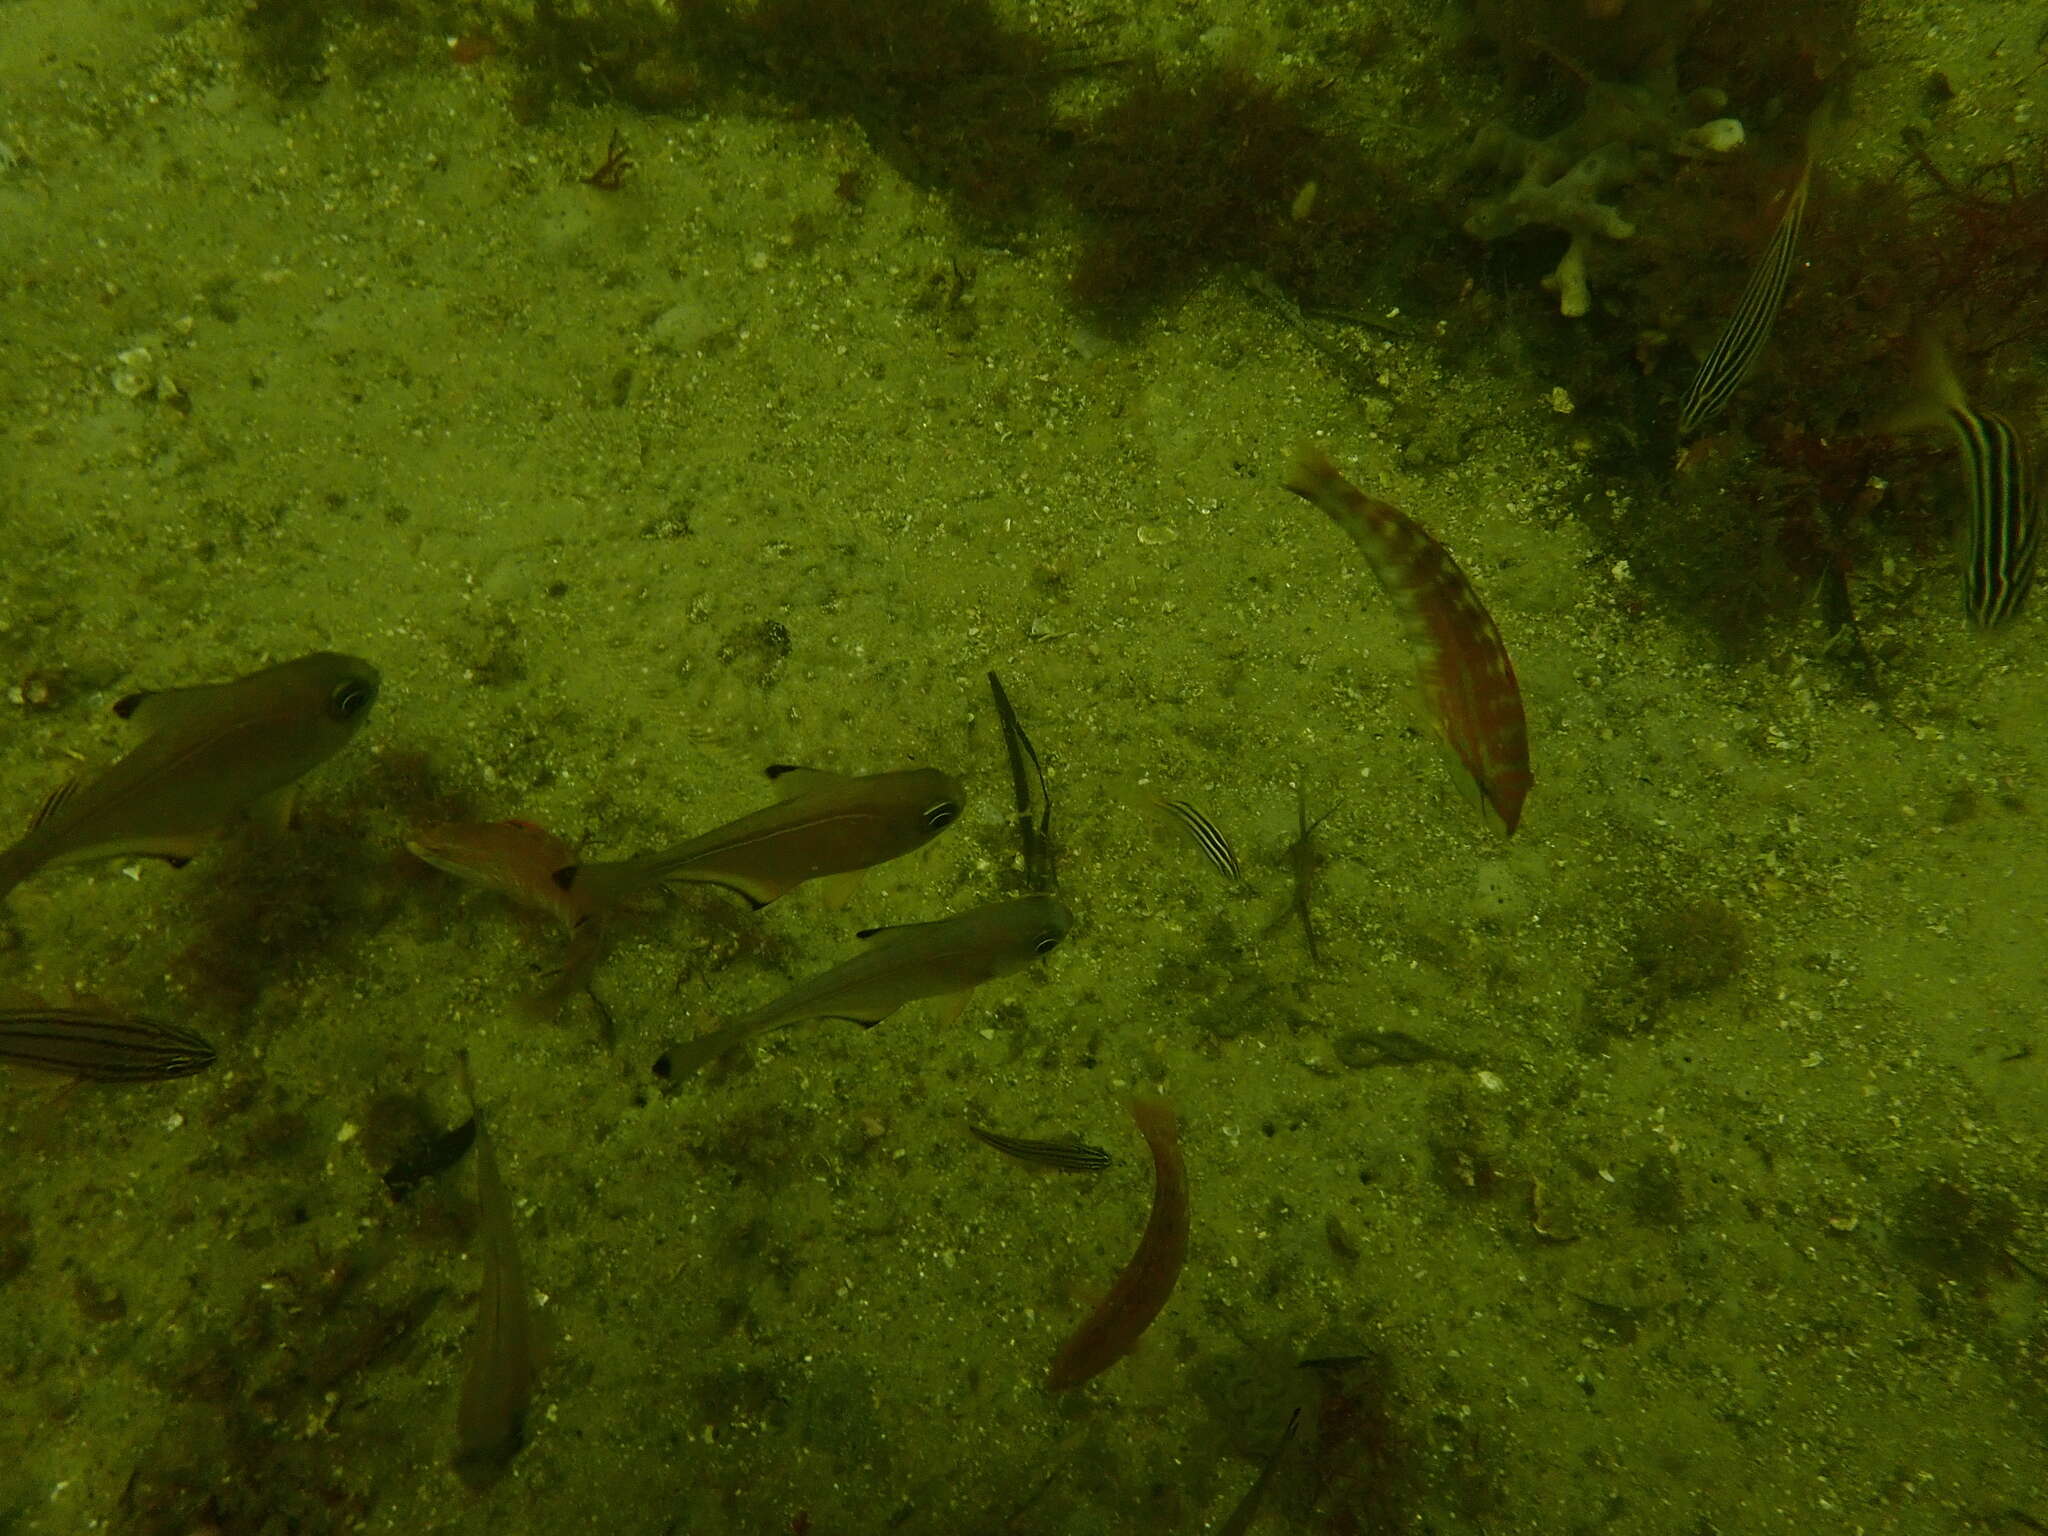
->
[0, 651, 380, 901]
[407, 818, 606, 1015]
[1284, 448, 1531, 836]
[556, 764, 965, 911]
[653, 893, 1071, 1078]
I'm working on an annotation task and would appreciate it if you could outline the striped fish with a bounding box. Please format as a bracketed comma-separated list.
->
[1678, 103, 1830, 435]
[967, 1124, 1112, 1173]
[0, 1004, 216, 1082]
[1284, 447, 1532, 836]
[1155, 798, 1241, 883]
[1894, 335, 2040, 628]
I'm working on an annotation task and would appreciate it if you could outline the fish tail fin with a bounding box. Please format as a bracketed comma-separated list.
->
[651, 1019, 742, 1080]
[0, 846, 35, 904]
[1802, 91, 1840, 169]
[1887, 327, 1970, 436]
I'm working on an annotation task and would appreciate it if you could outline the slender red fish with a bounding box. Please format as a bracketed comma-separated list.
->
[1284, 447, 1533, 835]
[1046, 1097, 1189, 1392]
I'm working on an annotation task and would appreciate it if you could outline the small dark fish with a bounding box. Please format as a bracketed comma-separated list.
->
[1155, 798, 1241, 883]
[1212, 1407, 1301, 1536]
[1892, 334, 2039, 627]
[1679, 100, 1831, 435]
[1046, 1097, 1189, 1392]
[0, 1004, 216, 1082]
[0, 652, 379, 902]
[452, 1053, 534, 1491]
[968, 1124, 1111, 1173]
[381, 1117, 478, 1202]
[988, 671, 1057, 891]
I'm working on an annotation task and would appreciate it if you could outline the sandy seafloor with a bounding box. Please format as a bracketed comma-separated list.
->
[2, 0, 2045, 1533]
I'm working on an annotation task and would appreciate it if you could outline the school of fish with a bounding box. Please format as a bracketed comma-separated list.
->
[1, 84, 2039, 1528]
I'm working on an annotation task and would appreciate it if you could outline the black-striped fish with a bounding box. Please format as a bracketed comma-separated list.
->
[1891, 334, 2039, 628]
[1678, 103, 1831, 435]
[0, 1004, 216, 1082]
[968, 1124, 1111, 1173]
[1153, 797, 1242, 883]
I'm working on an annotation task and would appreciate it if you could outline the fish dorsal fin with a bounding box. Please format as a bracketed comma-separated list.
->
[111, 680, 230, 733]
[764, 764, 846, 801]
[27, 778, 80, 832]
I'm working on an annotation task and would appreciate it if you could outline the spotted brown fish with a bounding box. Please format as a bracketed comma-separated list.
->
[1284, 447, 1532, 835]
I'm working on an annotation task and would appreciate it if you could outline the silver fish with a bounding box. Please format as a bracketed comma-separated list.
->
[654, 894, 1072, 1079]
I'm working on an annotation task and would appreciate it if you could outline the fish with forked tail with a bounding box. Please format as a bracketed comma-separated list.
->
[0, 651, 380, 902]
[653, 894, 1071, 1079]
[555, 764, 965, 912]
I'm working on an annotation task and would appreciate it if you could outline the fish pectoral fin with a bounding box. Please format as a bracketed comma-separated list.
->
[932, 987, 977, 1030]
[763, 764, 849, 801]
[816, 869, 866, 910]
[247, 785, 299, 836]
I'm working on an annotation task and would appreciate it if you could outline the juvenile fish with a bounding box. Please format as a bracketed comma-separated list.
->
[0, 1004, 216, 1082]
[1678, 105, 1827, 434]
[1284, 448, 1532, 836]
[556, 764, 965, 911]
[1891, 334, 2039, 627]
[407, 819, 608, 1016]
[1154, 797, 1242, 883]
[653, 893, 1071, 1079]
[1046, 1097, 1189, 1392]
[0, 651, 380, 901]
[968, 1124, 1111, 1173]
[452, 1053, 534, 1491]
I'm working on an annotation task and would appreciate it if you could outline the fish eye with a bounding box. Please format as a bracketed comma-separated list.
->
[924, 800, 960, 830]
[1034, 930, 1062, 955]
[330, 679, 376, 719]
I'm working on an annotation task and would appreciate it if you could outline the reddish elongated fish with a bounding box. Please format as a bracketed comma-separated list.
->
[407, 819, 608, 1017]
[1283, 448, 1532, 836]
[1045, 1097, 1189, 1392]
